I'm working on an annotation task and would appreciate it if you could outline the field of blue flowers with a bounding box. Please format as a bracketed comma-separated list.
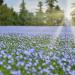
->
[0, 29, 75, 75]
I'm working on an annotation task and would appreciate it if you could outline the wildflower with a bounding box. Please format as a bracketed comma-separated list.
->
[28, 48, 35, 53]
[0, 72, 3, 75]
[11, 70, 21, 75]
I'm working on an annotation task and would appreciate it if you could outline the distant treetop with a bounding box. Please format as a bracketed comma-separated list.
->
[0, 0, 3, 5]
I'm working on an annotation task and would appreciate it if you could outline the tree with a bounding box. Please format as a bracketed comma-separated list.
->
[35, 1, 45, 25]
[20, 0, 27, 14]
[38, 1, 43, 13]
[19, 0, 28, 25]
[0, 0, 3, 5]
[46, 0, 57, 12]
[55, 5, 60, 10]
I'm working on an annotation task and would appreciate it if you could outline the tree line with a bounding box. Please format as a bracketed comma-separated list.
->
[0, 0, 64, 26]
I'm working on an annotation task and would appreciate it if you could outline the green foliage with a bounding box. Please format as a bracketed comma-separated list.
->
[45, 10, 64, 25]
[0, 66, 11, 75]
[0, 4, 19, 25]
[71, 65, 75, 70]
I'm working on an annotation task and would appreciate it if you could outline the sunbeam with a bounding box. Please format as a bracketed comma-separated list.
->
[49, 26, 63, 49]
[63, 0, 72, 21]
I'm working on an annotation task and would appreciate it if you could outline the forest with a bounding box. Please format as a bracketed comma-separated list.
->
[0, 0, 64, 26]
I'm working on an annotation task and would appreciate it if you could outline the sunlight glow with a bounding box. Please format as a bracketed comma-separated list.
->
[50, 26, 63, 49]
[64, 0, 72, 20]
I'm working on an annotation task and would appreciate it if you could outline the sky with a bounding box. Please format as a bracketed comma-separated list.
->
[4, 0, 73, 12]
[4, 0, 74, 19]
[4, 0, 46, 12]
